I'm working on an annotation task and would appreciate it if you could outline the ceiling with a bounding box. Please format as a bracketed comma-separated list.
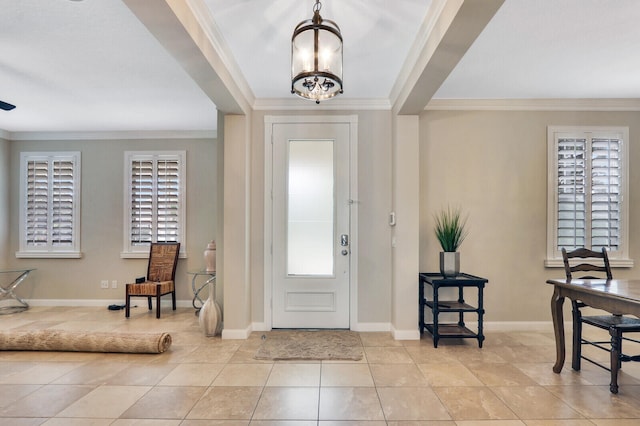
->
[1, 0, 640, 135]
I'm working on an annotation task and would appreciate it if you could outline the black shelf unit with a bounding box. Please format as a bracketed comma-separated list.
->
[418, 272, 488, 348]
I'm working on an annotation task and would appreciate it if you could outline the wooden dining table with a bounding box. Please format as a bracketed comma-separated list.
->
[546, 277, 640, 375]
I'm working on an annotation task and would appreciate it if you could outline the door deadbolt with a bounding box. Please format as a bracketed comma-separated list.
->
[341, 249, 349, 256]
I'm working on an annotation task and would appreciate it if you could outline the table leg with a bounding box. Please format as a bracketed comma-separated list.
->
[609, 326, 621, 394]
[418, 280, 425, 334]
[0, 270, 31, 313]
[191, 274, 201, 311]
[551, 286, 565, 373]
[432, 284, 439, 348]
[192, 274, 215, 313]
[478, 283, 485, 348]
[191, 274, 203, 315]
[457, 286, 465, 329]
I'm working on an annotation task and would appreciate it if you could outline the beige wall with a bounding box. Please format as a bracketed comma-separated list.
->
[420, 110, 640, 322]
[7, 108, 639, 327]
[249, 110, 394, 326]
[7, 137, 217, 305]
[0, 137, 9, 269]
[391, 115, 420, 336]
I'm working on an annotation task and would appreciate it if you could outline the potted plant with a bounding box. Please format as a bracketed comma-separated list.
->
[434, 206, 468, 277]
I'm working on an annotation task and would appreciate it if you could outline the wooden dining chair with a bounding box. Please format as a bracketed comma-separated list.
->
[562, 247, 640, 393]
[125, 242, 180, 319]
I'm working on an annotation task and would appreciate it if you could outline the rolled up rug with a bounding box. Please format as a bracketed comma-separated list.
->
[0, 329, 172, 354]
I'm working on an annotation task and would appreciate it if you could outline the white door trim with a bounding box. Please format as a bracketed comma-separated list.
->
[264, 115, 358, 330]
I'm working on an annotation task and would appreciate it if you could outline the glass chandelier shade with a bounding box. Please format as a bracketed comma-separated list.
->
[291, 0, 343, 104]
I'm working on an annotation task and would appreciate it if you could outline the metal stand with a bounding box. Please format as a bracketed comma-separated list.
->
[0, 268, 36, 314]
[188, 270, 217, 315]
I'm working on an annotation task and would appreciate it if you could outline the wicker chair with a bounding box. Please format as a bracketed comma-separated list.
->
[562, 247, 640, 393]
[125, 242, 180, 319]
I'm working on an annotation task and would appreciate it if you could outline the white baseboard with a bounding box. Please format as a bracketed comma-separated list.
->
[389, 322, 556, 340]
[17, 304, 561, 336]
[353, 322, 391, 332]
[392, 327, 421, 340]
[222, 326, 252, 340]
[25, 299, 194, 309]
[484, 321, 553, 332]
[251, 322, 269, 332]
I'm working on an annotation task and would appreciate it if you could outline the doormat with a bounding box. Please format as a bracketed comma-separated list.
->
[254, 330, 363, 361]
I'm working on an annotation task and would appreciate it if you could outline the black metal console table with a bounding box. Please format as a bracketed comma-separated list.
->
[418, 272, 488, 348]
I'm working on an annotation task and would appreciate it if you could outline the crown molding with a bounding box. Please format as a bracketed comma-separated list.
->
[426, 98, 640, 111]
[253, 97, 391, 111]
[390, 0, 450, 109]
[185, 0, 255, 110]
[6, 129, 216, 141]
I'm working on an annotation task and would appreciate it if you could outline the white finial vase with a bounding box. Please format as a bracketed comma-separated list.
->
[199, 280, 222, 336]
[204, 240, 216, 272]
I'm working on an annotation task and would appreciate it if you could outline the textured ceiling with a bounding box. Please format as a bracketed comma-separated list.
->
[0, 0, 218, 133]
[1, 0, 639, 134]
[204, 0, 430, 99]
[435, 0, 640, 99]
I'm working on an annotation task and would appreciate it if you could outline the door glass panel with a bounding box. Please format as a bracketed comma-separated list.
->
[287, 140, 334, 276]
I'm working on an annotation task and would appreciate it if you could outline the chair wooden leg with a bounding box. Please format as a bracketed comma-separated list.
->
[147, 296, 152, 310]
[125, 285, 131, 318]
[156, 284, 161, 319]
[172, 290, 176, 311]
[609, 326, 621, 394]
[571, 301, 582, 371]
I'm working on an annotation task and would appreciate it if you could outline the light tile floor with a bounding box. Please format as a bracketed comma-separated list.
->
[1, 306, 640, 425]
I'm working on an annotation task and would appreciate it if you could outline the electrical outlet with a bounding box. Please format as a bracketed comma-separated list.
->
[111, 280, 117, 289]
[100, 280, 109, 289]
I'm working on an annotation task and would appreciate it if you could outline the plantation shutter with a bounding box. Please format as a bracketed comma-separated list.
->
[130, 160, 154, 245]
[556, 137, 586, 250]
[51, 159, 75, 246]
[127, 153, 183, 250]
[555, 134, 622, 252]
[156, 159, 180, 242]
[25, 160, 50, 247]
[590, 137, 621, 251]
[22, 152, 80, 254]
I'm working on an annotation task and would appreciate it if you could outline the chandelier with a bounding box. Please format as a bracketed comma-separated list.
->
[291, 0, 343, 104]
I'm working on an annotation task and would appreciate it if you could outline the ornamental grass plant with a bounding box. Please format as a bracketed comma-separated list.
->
[434, 206, 468, 252]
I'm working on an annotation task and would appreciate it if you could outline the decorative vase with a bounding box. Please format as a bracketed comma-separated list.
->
[204, 240, 216, 272]
[440, 251, 460, 277]
[199, 280, 222, 336]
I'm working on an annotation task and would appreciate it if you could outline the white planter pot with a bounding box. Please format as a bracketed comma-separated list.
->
[439, 252, 460, 277]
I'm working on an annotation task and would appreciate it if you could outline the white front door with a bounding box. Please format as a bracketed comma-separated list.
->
[270, 120, 352, 329]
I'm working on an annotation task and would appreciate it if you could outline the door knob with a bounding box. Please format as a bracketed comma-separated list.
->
[341, 234, 349, 246]
[341, 249, 349, 256]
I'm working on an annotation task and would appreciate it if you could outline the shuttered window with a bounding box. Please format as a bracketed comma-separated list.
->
[18, 152, 81, 258]
[547, 127, 630, 265]
[124, 151, 185, 256]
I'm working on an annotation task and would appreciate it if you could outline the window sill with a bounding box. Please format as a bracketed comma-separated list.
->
[15, 251, 83, 259]
[545, 258, 634, 268]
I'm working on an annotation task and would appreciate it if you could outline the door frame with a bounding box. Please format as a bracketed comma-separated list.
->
[263, 115, 358, 330]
